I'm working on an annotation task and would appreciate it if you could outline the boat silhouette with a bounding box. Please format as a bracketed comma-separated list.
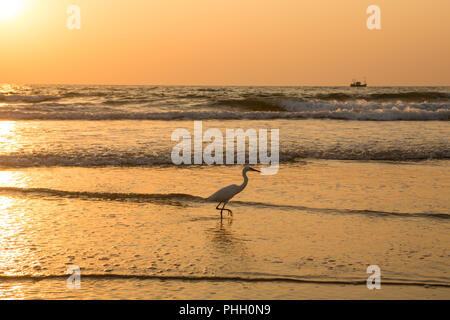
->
[350, 78, 367, 87]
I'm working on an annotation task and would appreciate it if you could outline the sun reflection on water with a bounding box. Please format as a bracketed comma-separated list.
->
[0, 196, 24, 271]
[0, 121, 16, 154]
[0, 171, 27, 188]
[0, 194, 32, 301]
[0, 168, 29, 287]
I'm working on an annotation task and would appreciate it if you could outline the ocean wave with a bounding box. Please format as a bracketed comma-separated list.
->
[0, 147, 448, 169]
[277, 149, 450, 161]
[0, 151, 171, 167]
[312, 91, 450, 102]
[0, 107, 448, 121]
[62, 91, 111, 98]
[101, 98, 157, 106]
[0, 94, 60, 103]
[1, 187, 447, 220]
[60, 87, 159, 98]
[1, 86, 449, 121]
[0, 187, 203, 205]
[212, 93, 450, 113]
[231, 200, 450, 220]
[0, 273, 448, 287]
[278, 100, 450, 120]
[213, 98, 287, 111]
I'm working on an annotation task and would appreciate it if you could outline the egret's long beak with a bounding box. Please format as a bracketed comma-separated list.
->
[249, 167, 261, 173]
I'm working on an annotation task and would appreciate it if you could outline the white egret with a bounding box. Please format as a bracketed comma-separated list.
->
[207, 165, 260, 219]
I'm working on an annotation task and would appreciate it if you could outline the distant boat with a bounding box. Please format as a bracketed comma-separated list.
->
[350, 78, 367, 87]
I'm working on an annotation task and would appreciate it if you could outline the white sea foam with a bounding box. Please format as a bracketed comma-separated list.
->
[0, 107, 448, 121]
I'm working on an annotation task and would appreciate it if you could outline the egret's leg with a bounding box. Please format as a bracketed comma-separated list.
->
[216, 202, 223, 219]
[222, 202, 233, 216]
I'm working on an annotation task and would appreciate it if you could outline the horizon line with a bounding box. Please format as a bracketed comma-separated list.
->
[2, 82, 450, 87]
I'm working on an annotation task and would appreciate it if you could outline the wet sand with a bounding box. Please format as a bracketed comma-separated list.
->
[0, 163, 448, 299]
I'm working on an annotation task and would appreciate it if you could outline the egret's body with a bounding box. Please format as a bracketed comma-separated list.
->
[207, 166, 260, 218]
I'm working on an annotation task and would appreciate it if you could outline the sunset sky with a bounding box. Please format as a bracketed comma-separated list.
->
[0, 0, 449, 86]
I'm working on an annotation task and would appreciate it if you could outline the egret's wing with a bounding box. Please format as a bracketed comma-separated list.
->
[207, 184, 240, 201]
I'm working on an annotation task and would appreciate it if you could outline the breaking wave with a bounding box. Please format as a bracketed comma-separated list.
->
[0, 146, 448, 169]
[0, 107, 448, 121]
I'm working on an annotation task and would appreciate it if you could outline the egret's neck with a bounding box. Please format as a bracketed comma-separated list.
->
[240, 170, 249, 190]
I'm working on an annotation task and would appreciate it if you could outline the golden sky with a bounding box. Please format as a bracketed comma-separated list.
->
[0, 0, 449, 86]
